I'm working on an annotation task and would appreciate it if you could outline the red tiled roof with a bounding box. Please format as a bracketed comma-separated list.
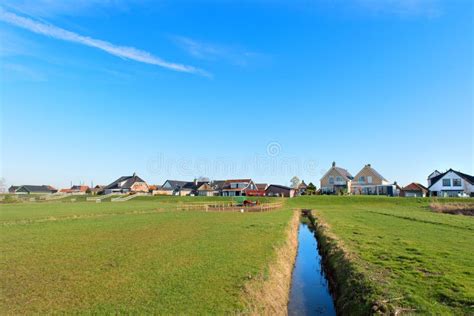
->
[402, 182, 428, 192]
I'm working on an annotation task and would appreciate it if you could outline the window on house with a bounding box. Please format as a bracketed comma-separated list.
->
[367, 176, 373, 184]
[336, 176, 343, 182]
[329, 176, 334, 184]
[442, 179, 451, 186]
[453, 179, 462, 186]
[359, 176, 365, 183]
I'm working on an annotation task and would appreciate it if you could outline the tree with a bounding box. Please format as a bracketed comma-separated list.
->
[290, 176, 301, 189]
[306, 182, 317, 195]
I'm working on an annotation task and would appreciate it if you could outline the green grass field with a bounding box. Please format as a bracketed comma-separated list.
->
[1, 196, 473, 314]
[288, 196, 474, 314]
[1, 197, 292, 314]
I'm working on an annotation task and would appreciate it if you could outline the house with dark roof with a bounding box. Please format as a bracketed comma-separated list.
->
[104, 173, 148, 195]
[427, 169, 474, 197]
[266, 184, 295, 198]
[320, 162, 354, 194]
[427, 170, 441, 187]
[8, 185, 19, 193]
[14, 185, 57, 194]
[351, 164, 394, 195]
[296, 181, 308, 196]
[221, 179, 257, 196]
[157, 180, 192, 195]
[401, 183, 429, 197]
[196, 183, 217, 196]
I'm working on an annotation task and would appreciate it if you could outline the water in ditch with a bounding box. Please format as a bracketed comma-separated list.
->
[288, 220, 336, 316]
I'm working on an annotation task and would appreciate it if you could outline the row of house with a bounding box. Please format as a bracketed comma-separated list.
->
[8, 167, 473, 198]
[320, 162, 474, 197]
[155, 179, 298, 197]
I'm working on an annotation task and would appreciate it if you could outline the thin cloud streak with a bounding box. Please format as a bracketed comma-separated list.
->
[173, 35, 264, 67]
[0, 8, 209, 76]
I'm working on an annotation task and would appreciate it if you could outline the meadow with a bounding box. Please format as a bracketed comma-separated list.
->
[288, 196, 474, 315]
[1, 195, 473, 315]
[1, 197, 293, 314]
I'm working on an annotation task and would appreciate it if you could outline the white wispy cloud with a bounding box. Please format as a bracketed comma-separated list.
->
[0, 8, 208, 76]
[173, 35, 263, 67]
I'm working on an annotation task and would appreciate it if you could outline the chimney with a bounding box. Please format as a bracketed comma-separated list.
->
[367, 164, 371, 168]
[332, 161, 336, 167]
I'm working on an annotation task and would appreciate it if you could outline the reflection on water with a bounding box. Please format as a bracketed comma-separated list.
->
[288, 222, 336, 316]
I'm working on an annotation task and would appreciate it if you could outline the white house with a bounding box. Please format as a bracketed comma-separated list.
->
[428, 169, 474, 197]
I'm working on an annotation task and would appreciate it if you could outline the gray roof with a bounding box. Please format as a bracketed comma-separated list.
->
[16, 185, 55, 193]
[211, 180, 226, 190]
[105, 174, 146, 190]
[162, 180, 190, 190]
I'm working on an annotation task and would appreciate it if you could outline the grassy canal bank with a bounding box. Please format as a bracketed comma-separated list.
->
[289, 196, 474, 315]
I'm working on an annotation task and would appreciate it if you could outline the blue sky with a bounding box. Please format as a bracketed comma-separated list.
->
[0, 0, 472, 189]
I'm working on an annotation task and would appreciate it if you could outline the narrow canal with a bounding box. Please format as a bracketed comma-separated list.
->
[288, 218, 336, 316]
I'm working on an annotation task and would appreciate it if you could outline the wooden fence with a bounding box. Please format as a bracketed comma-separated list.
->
[177, 201, 284, 212]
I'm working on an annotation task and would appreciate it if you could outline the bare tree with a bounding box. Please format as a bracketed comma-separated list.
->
[290, 176, 301, 189]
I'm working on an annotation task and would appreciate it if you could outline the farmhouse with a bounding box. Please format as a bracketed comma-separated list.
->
[427, 169, 474, 197]
[320, 162, 354, 194]
[265, 184, 295, 198]
[104, 173, 149, 195]
[14, 185, 57, 194]
[221, 179, 257, 196]
[401, 183, 429, 197]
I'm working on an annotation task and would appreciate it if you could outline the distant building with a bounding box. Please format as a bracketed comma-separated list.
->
[427, 169, 474, 197]
[351, 164, 392, 195]
[91, 185, 104, 195]
[8, 185, 19, 193]
[104, 173, 148, 195]
[158, 180, 189, 195]
[221, 179, 257, 196]
[60, 185, 90, 195]
[265, 184, 295, 198]
[14, 185, 57, 194]
[320, 162, 354, 194]
[296, 181, 308, 196]
[196, 183, 217, 196]
[401, 183, 428, 197]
